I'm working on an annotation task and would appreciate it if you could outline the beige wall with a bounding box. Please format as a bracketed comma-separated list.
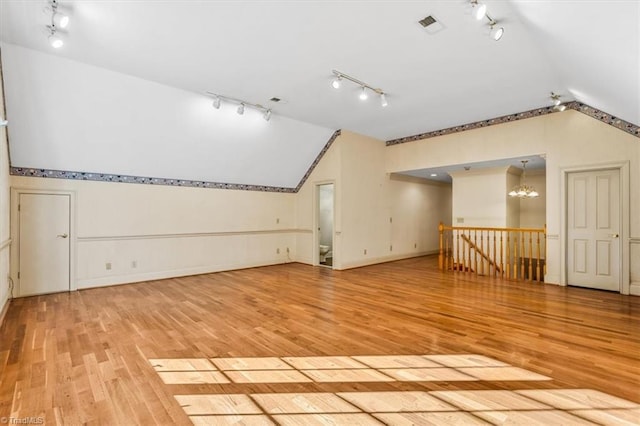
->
[10, 177, 297, 290]
[295, 131, 451, 269]
[0, 63, 10, 316]
[386, 110, 639, 293]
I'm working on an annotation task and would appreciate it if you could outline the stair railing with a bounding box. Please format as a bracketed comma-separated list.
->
[438, 222, 546, 282]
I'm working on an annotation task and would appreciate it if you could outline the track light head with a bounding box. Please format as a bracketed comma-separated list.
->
[473, 2, 487, 20]
[48, 31, 64, 48]
[359, 87, 368, 101]
[212, 97, 221, 109]
[237, 104, 245, 115]
[332, 76, 342, 89]
[490, 24, 504, 41]
[380, 93, 388, 107]
[263, 109, 272, 121]
[550, 92, 566, 111]
[53, 11, 69, 29]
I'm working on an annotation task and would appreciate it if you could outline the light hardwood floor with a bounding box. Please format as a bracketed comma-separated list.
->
[0, 255, 638, 425]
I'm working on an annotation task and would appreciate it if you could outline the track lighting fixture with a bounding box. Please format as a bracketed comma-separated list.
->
[550, 92, 567, 112]
[331, 70, 388, 107]
[469, 1, 505, 41]
[45, 0, 69, 48]
[206, 92, 273, 121]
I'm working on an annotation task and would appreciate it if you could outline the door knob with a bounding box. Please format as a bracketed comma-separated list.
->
[609, 233, 619, 238]
[57, 233, 68, 238]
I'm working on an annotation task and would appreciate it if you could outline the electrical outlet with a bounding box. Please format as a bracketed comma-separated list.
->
[106, 262, 112, 270]
[277, 248, 280, 254]
[132, 260, 137, 268]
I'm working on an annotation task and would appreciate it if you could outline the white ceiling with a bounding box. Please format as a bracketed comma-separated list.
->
[0, 0, 638, 186]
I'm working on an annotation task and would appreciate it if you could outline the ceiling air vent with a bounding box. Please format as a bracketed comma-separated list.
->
[270, 97, 281, 102]
[419, 15, 445, 35]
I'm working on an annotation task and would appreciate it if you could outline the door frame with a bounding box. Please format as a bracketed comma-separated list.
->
[10, 187, 77, 296]
[559, 162, 629, 294]
[314, 180, 336, 268]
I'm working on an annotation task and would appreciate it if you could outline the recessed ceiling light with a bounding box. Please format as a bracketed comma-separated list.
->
[430, 173, 438, 177]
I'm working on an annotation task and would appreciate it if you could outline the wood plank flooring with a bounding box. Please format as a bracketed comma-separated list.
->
[0, 255, 638, 425]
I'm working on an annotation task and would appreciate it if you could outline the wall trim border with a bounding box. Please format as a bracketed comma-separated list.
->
[9, 130, 342, 194]
[385, 102, 639, 146]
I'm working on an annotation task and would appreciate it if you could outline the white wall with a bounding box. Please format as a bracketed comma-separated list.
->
[1, 43, 334, 189]
[10, 176, 297, 290]
[386, 110, 639, 294]
[0, 62, 11, 319]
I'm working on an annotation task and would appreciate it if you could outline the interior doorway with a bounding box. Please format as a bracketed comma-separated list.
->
[317, 183, 334, 268]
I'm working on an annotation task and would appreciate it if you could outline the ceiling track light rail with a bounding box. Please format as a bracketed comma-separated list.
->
[206, 92, 273, 121]
[331, 70, 388, 107]
[469, 0, 504, 41]
[45, 0, 69, 49]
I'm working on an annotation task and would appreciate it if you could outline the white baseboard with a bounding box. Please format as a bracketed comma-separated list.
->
[544, 274, 561, 285]
[338, 250, 438, 270]
[630, 282, 640, 296]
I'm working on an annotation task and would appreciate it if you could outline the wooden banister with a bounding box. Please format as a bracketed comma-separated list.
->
[438, 222, 546, 283]
[460, 234, 501, 273]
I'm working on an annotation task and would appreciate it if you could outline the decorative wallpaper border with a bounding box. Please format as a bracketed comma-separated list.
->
[385, 102, 639, 146]
[10, 167, 297, 193]
[9, 130, 343, 194]
[295, 129, 341, 192]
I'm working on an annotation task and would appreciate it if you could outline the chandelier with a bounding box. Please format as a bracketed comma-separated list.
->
[508, 160, 539, 198]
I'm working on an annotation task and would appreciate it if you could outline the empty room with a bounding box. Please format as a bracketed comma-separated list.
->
[0, 1, 638, 425]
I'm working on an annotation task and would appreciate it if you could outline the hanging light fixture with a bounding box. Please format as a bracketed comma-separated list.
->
[489, 22, 504, 41]
[331, 70, 388, 107]
[509, 160, 539, 198]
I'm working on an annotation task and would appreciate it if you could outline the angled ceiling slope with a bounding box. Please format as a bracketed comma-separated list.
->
[0, 1, 637, 189]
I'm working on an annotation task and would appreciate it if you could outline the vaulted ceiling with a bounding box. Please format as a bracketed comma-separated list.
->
[1, 0, 638, 188]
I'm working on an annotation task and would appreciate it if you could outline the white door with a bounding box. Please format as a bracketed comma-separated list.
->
[19, 193, 70, 296]
[567, 169, 620, 291]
